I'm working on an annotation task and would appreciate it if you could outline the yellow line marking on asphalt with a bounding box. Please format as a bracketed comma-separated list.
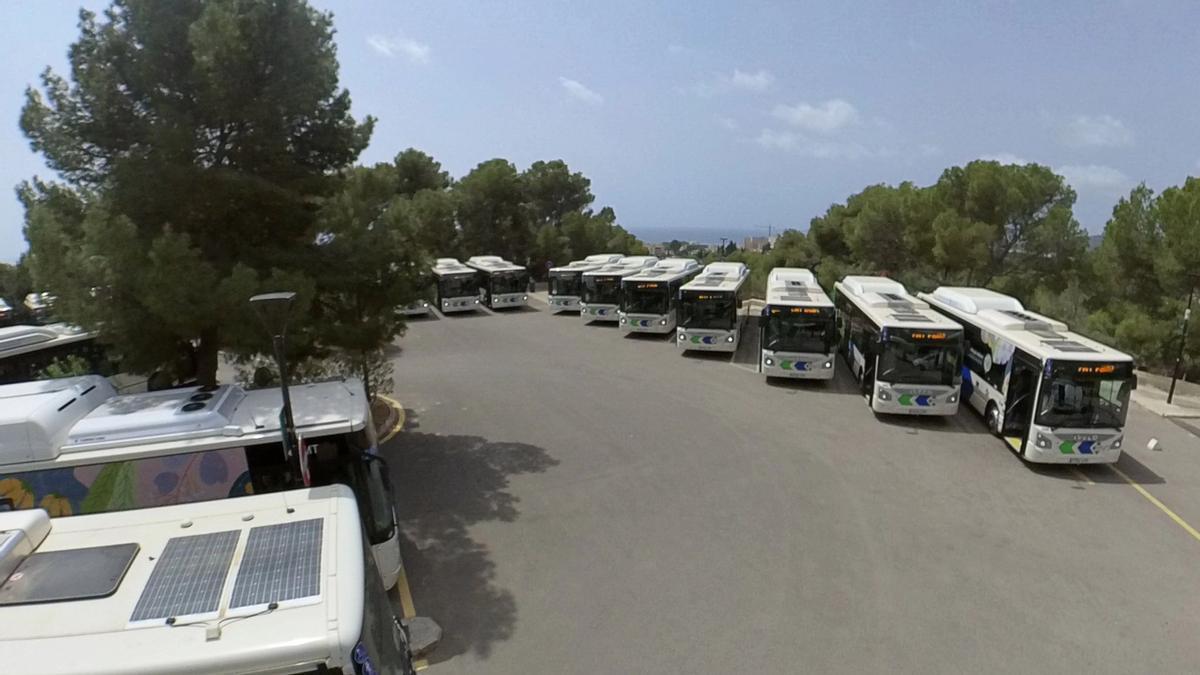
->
[394, 567, 418, 618]
[377, 394, 407, 444]
[1070, 467, 1095, 485]
[1108, 465, 1200, 544]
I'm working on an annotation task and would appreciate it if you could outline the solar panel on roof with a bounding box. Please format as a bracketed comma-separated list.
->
[131, 530, 239, 622]
[1043, 340, 1097, 353]
[229, 518, 323, 608]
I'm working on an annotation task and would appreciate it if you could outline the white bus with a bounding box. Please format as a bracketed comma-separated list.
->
[676, 262, 749, 352]
[0, 323, 112, 385]
[0, 375, 405, 591]
[466, 256, 530, 309]
[0, 484, 416, 674]
[619, 258, 700, 335]
[23, 292, 55, 324]
[579, 256, 659, 324]
[833, 276, 964, 415]
[431, 258, 482, 313]
[548, 254, 624, 313]
[919, 287, 1136, 463]
[759, 268, 837, 379]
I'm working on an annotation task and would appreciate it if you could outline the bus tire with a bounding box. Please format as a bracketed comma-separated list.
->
[985, 402, 1002, 437]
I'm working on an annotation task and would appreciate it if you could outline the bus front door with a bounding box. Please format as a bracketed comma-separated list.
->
[1002, 352, 1040, 453]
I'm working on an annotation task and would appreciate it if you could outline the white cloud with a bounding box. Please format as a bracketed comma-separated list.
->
[730, 69, 774, 92]
[717, 116, 739, 131]
[1061, 114, 1133, 148]
[687, 69, 775, 97]
[559, 77, 603, 105]
[771, 99, 860, 134]
[367, 35, 431, 64]
[979, 152, 1029, 165]
[755, 129, 874, 160]
[1057, 164, 1131, 194]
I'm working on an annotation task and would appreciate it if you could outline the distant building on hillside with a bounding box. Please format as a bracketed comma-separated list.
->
[742, 235, 779, 253]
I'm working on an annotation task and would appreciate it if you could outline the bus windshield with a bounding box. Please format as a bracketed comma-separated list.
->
[583, 276, 621, 304]
[762, 307, 835, 353]
[622, 282, 669, 315]
[490, 271, 528, 295]
[680, 291, 736, 330]
[878, 329, 963, 386]
[1036, 362, 1133, 429]
[439, 274, 477, 298]
[550, 272, 582, 297]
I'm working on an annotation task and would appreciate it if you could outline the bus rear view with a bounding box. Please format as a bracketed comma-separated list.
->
[835, 276, 963, 415]
[760, 268, 836, 379]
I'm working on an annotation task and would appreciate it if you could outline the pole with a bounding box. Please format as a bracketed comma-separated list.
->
[273, 332, 298, 466]
[1167, 277, 1197, 405]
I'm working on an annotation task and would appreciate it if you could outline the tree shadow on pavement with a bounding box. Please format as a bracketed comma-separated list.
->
[381, 418, 560, 664]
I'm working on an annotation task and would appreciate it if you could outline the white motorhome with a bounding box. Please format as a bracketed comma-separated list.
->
[0, 375, 403, 590]
[759, 268, 837, 379]
[0, 485, 415, 674]
[618, 258, 701, 335]
[920, 286, 1136, 463]
[676, 262, 749, 352]
[579, 256, 659, 324]
[833, 276, 964, 415]
[547, 254, 624, 313]
[466, 256, 530, 309]
[431, 258, 482, 314]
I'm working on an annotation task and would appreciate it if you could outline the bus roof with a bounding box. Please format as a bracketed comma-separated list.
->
[0, 377, 368, 471]
[431, 258, 475, 277]
[0, 323, 96, 360]
[581, 256, 659, 278]
[0, 485, 364, 675]
[681, 262, 748, 294]
[465, 256, 525, 273]
[919, 287, 1134, 363]
[548, 254, 623, 275]
[765, 268, 833, 308]
[834, 276, 961, 331]
[623, 258, 700, 284]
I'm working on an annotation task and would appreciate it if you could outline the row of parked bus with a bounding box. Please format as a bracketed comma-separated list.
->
[540, 254, 1137, 467]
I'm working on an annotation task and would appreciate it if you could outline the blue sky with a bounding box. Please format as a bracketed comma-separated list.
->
[2, 0, 1198, 261]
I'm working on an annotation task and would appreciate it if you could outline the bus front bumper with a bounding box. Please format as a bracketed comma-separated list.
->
[441, 296, 481, 313]
[761, 351, 835, 379]
[1019, 425, 1123, 464]
[549, 295, 582, 313]
[677, 329, 739, 352]
[871, 382, 960, 415]
[620, 313, 673, 333]
[580, 304, 618, 323]
[400, 301, 431, 316]
[490, 292, 529, 309]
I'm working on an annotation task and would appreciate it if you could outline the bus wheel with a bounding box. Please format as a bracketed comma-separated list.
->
[985, 403, 1002, 437]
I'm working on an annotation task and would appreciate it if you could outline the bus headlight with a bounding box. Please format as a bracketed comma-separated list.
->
[474, 299, 480, 304]
[442, 300, 449, 307]
[659, 319, 667, 326]
[1036, 434, 1051, 449]
[764, 357, 774, 366]
[725, 335, 735, 343]
[678, 333, 686, 341]
[523, 295, 528, 301]
[947, 393, 958, 404]
[1112, 437, 1123, 449]
[878, 390, 891, 401]
[620, 317, 627, 324]
[823, 361, 833, 369]
[422, 302, 429, 308]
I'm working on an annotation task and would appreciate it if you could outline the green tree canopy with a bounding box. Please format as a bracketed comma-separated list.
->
[20, 0, 373, 384]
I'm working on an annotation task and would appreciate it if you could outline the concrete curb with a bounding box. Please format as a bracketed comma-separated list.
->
[375, 394, 407, 443]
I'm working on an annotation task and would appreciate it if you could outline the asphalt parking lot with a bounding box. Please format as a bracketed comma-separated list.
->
[382, 298, 1200, 674]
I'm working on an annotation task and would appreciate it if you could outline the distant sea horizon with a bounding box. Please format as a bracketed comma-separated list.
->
[627, 226, 800, 246]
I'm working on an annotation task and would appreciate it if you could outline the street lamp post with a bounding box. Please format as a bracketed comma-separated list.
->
[249, 292, 299, 472]
[1167, 274, 1200, 405]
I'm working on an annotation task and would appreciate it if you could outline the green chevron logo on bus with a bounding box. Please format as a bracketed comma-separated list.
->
[897, 394, 934, 406]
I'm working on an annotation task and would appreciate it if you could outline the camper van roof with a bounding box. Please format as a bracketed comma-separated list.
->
[0, 485, 364, 675]
[0, 378, 367, 470]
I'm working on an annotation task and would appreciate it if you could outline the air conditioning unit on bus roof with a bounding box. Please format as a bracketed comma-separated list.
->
[63, 384, 246, 451]
[0, 376, 116, 466]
